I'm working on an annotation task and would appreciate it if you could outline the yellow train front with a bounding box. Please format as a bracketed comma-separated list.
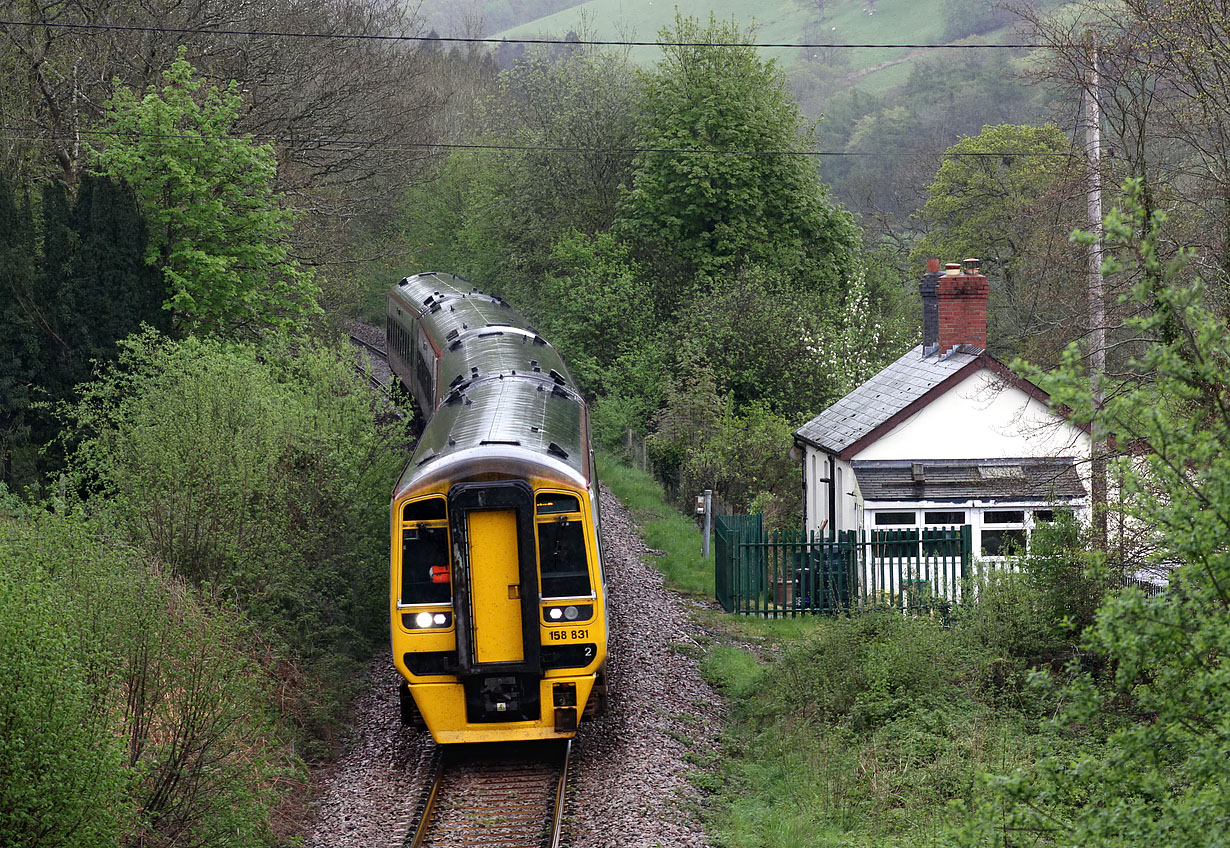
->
[386, 272, 607, 744]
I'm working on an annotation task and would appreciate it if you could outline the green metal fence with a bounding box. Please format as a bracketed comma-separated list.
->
[714, 517, 975, 617]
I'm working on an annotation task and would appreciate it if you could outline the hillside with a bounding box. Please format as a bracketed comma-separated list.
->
[490, 0, 1027, 95]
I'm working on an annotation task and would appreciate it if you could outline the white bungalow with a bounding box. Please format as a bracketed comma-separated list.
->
[794, 259, 1090, 558]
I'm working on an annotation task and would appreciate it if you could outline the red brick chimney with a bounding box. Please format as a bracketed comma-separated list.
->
[936, 258, 988, 354]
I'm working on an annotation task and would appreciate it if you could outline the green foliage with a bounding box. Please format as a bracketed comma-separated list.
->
[398, 47, 638, 309]
[619, 13, 859, 299]
[959, 180, 1230, 847]
[0, 532, 129, 847]
[703, 610, 1064, 848]
[59, 330, 408, 741]
[913, 124, 1074, 282]
[537, 230, 659, 396]
[0, 170, 168, 491]
[959, 515, 1110, 669]
[0, 509, 283, 847]
[91, 51, 321, 337]
[0, 171, 38, 487]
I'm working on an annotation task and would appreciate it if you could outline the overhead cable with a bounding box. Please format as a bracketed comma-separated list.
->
[0, 19, 1047, 50]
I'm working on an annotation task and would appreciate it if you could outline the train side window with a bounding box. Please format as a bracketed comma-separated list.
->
[537, 517, 591, 597]
[416, 348, 434, 399]
[401, 524, 451, 604]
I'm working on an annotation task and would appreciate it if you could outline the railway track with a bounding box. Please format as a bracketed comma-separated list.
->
[349, 333, 387, 361]
[406, 740, 571, 848]
[348, 333, 405, 418]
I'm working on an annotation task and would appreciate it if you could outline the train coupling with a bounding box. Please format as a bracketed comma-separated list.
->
[553, 683, 578, 732]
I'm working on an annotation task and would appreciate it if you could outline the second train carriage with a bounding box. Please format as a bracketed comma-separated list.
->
[386, 272, 608, 744]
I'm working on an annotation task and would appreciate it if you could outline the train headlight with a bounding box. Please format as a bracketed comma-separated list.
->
[543, 604, 593, 623]
[403, 610, 452, 630]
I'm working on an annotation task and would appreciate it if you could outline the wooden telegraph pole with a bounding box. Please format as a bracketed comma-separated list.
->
[1086, 33, 1109, 547]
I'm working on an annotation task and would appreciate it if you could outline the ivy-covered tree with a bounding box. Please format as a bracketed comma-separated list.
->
[65, 174, 170, 354]
[0, 170, 170, 490]
[0, 171, 38, 488]
[91, 51, 321, 338]
[617, 13, 859, 307]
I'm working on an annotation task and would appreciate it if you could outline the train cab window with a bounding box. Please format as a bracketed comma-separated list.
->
[401, 497, 450, 605]
[537, 515, 591, 598]
[404, 498, 446, 521]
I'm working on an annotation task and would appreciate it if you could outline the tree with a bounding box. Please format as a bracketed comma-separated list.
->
[0, 0, 437, 204]
[912, 124, 1086, 361]
[64, 173, 170, 354]
[0, 170, 37, 488]
[91, 51, 321, 337]
[617, 13, 860, 307]
[963, 181, 1230, 848]
[405, 44, 639, 311]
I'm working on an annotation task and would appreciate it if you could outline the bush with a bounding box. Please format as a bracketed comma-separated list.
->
[59, 329, 410, 747]
[958, 515, 1110, 673]
[0, 509, 283, 847]
[705, 611, 1061, 847]
[0, 540, 128, 848]
[754, 612, 986, 730]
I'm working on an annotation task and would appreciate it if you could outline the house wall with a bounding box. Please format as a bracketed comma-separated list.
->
[853, 369, 1090, 463]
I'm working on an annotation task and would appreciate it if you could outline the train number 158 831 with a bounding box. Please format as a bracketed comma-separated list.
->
[546, 628, 589, 641]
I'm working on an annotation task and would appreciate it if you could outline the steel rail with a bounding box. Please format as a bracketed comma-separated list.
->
[349, 333, 387, 360]
[348, 333, 405, 419]
[406, 748, 446, 848]
[548, 739, 571, 848]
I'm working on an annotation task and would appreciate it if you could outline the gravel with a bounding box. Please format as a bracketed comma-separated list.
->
[303, 484, 724, 848]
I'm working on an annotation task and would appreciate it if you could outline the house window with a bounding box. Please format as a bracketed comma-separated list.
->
[874, 511, 916, 526]
[981, 510, 1026, 556]
[924, 510, 965, 525]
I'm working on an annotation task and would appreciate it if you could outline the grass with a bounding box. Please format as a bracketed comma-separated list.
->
[596, 452, 1082, 848]
[596, 451, 715, 598]
[700, 612, 1068, 848]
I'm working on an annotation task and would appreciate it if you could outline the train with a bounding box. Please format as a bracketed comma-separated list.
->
[386, 271, 608, 744]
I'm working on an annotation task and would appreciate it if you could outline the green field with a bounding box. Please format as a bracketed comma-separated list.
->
[494, 0, 1005, 95]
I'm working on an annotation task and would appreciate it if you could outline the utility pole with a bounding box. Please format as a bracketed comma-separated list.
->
[1086, 34, 1109, 547]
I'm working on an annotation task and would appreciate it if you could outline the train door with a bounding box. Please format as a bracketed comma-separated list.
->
[448, 481, 542, 722]
[466, 509, 524, 664]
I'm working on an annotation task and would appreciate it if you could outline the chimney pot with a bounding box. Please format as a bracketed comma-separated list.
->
[944, 262, 962, 276]
[963, 257, 981, 274]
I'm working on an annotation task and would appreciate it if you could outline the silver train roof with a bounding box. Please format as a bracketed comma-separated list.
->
[391, 273, 591, 496]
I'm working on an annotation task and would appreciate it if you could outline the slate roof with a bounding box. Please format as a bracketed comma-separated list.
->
[796, 344, 984, 455]
[853, 459, 1087, 502]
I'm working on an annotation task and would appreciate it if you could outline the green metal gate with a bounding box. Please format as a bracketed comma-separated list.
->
[715, 519, 974, 617]
[714, 513, 763, 613]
